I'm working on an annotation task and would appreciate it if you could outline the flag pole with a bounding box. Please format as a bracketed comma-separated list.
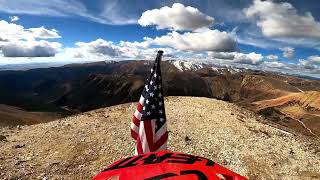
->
[155, 50, 163, 67]
[156, 50, 164, 59]
[130, 50, 168, 155]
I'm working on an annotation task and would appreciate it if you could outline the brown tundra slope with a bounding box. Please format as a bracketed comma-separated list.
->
[1, 97, 319, 180]
[0, 104, 61, 127]
[253, 91, 320, 137]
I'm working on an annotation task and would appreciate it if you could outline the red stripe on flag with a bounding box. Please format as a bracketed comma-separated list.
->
[154, 131, 168, 151]
[136, 136, 143, 155]
[131, 129, 138, 140]
[132, 115, 140, 127]
[137, 103, 143, 113]
[143, 120, 154, 152]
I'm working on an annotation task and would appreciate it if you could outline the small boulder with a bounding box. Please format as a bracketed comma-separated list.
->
[0, 135, 6, 141]
[14, 144, 25, 149]
[184, 136, 191, 142]
[289, 149, 294, 155]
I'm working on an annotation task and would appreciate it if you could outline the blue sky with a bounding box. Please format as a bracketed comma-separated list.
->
[0, 0, 319, 77]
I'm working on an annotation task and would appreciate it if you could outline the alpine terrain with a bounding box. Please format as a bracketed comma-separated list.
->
[0, 97, 319, 179]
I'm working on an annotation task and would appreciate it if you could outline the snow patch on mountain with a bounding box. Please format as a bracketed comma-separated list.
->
[170, 60, 203, 72]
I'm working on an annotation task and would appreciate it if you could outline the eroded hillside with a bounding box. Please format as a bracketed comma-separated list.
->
[254, 91, 320, 137]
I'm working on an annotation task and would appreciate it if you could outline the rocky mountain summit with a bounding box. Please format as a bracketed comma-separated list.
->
[1, 97, 319, 180]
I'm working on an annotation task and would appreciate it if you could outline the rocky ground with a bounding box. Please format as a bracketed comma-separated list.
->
[0, 96, 319, 180]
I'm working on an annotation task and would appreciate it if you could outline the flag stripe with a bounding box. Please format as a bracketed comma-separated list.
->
[139, 122, 150, 153]
[155, 123, 167, 141]
[154, 131, 168, 150]
[134, 110, 142, 120]
[132, 115, 140, 127]
[137, 102, 143, 113]
[130, 129, 138, 140]
[143, 120, 154, 152]
[130, 122, 139, 134]
[136, 135, 143, 155]
[139, 96, 145, 106]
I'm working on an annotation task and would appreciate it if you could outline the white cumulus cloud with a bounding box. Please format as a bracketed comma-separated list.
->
[279, 47, 295, 59]
[0, 20, 61, 57]
[308, 56, 320, 63]
[0, 20, 61, 41]
[233, 52, 263, 65]
[9, 16, 19, 22]
[209, 51, 263, 65]
[138, 3, 214, 31]
[2, 40, 61, 57]
[263, 61, 285, 68]
[64, 38, 176, 60]
[266, 54, 278, 61]
[208, 52, 236, 60]
[151, 29, 237, 52]
[244, 0, 320, 38]
[74, 39, 121, 58]
[299, 55, 320, 69]
[28, 26, 61, 39]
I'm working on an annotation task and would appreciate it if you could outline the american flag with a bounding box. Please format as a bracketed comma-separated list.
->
[130, 50, 168, 155]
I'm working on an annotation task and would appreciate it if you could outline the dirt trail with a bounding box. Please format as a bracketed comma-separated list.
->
[0, 97, 319, 180]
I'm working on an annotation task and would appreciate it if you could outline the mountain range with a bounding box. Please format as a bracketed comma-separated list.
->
[0, 60, 319, 138]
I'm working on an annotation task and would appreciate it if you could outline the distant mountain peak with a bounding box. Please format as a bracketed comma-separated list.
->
[168, 60, 203, 72]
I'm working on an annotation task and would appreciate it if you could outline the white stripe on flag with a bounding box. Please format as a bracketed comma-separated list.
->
[139, 96, 145, 106]
[130, 122, 139, 134]
[134, 110, 142, 120]
[134, 147, 138, 155]
[139, 122, 150, 153]
[155, 123, 167, 142]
